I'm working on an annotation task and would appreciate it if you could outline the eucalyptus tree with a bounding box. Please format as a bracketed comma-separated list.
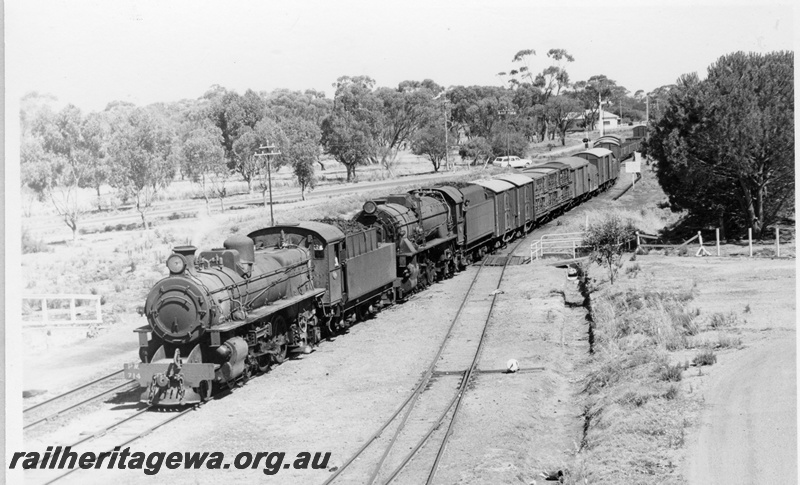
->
[20, 104, 103, 239]
[321, 76, 382, 182]
[204, 87, 267, 191]
[544, 95, 582, 145]
[280, 117, 321, 200]
[537, 49, 575, 99]
[458, 136, 493, 166]
[411, 122, 449, 172]
[374, 79, 441, 173]
[573, 75, 621, 130]
[108, 107, 176, 229]
[233, 118, 288, 208]
[447, 85, 510, 140]
[265, 88, 333, 128]
[176, 122, 227, 213]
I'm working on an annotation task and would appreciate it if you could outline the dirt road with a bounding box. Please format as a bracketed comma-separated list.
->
[686, 336, 797, 484]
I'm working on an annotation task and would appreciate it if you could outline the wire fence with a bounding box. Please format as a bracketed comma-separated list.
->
[636, 226, 795, 258]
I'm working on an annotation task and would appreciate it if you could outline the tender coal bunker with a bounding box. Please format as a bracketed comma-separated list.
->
[314, 218, 367, 235]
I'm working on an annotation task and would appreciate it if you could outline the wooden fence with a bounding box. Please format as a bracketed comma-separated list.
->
[22, 294, 103, 327]
[637, 226, 794, 257]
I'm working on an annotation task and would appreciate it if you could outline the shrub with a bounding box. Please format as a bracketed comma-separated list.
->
[663, 385, 679, 400]
[166, 211, 195, 221]
[625, 262, 641, 277]
[22, 228, 50, 254]
[709, 311, 740, 329]
[583, 213, 637, 285]
[715, 333, 742, 349]
[658, 363, 683, 382]
[693, 349, 717, 366]
[670, 308, 700, 336]
[619, 390, 651, 407]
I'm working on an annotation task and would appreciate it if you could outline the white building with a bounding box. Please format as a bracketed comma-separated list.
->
[566, 110, 621, 130]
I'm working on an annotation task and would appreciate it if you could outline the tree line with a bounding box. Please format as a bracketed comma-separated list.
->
[21, 47, 659, 239]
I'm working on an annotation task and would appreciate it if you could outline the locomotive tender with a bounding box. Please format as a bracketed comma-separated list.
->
[126, 137, 639, 406]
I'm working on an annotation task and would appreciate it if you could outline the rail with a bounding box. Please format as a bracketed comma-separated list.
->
[22, 294, 102, 326]
[530, 232, 586, 260]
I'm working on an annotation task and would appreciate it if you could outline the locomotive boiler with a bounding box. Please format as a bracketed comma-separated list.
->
[124, 234, 324, 406]
[355, 193, 457, 296]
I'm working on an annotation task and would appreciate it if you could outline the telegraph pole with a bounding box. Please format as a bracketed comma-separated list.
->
[256, 144, 281, 226]
[443, 97, 449, 170]
[498, 108, 516, 156]
[599, 92, 604, 137]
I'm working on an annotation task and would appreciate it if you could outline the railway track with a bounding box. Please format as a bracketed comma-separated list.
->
[23, 371, 139, 431]
[25, 397, 209, 485]
[324, 235, 531, 485]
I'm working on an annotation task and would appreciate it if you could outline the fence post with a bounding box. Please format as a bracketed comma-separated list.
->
[716, 228, 720, 256]
[776, 226, 780, 257]
[41, 297, 48, 324]
[70, 299, 76, 323]
[698, 231, 703, 247]
[636, 231, 640, 248]
[748, 228, 753, 257]
[572, 240, 576, 259]
[96, 297, 102, 322]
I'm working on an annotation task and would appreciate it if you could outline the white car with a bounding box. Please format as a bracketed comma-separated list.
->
[491, 156, 533, 168]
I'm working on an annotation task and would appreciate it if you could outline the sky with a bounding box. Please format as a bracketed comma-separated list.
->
[6, 0, 794, 113]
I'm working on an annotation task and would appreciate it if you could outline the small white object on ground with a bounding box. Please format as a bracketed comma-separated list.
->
[507, 359, 519, 373]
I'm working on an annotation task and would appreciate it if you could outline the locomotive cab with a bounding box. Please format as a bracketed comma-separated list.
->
[250, 222, 396, 332]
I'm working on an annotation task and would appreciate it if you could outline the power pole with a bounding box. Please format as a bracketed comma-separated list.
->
[443, 98, 449, 171]
[599, 92, 605, 137]
[498, 108, 516, 156]
[256, 144, 281, 226]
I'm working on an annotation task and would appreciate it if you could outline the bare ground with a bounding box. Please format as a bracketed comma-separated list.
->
[631, 256, 796, 484]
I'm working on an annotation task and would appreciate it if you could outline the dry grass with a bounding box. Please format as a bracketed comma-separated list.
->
[568, 271, 703, 484]
[692, 349, 717, 366]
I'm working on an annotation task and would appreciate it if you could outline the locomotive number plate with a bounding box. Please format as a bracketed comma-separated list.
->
[123, 363, 141, 380]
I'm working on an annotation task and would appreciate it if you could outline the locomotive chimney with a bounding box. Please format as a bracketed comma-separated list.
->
[173, 245, 197, 270]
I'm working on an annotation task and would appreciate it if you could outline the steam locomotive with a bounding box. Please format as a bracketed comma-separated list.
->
[124, 135, 640, 406]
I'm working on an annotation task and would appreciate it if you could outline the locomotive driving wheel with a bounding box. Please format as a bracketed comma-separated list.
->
[442, 260, 453, 279]
[256, 350, 271, 373]
[418, 270, 428, 289]
[424, 260, 436, 286]
[271, 315, 289, 365]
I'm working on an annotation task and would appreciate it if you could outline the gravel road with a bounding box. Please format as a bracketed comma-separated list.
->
[686, 336, 797, 484]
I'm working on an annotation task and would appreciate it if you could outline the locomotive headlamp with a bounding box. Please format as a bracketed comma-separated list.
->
[166, 254, 187, 274]
[363, 200, 377, 214]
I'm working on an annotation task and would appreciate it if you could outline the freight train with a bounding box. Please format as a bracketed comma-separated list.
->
[124, 137, 640, 406]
